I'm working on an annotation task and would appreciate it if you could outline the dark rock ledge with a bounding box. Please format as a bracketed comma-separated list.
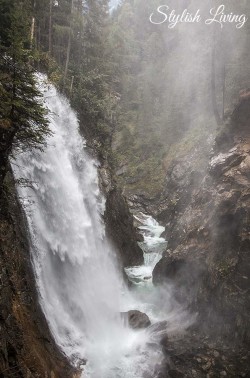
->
[104, 185, 144, 267]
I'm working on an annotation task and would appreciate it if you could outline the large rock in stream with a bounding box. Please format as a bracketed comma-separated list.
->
[121, 310, 151, 329]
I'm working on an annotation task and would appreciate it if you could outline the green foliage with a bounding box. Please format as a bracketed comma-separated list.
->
[33, 0, 116, 149]
[1, 0, 249, 200]
[109, 0, 176, 194]
[0, 0, 50, 156]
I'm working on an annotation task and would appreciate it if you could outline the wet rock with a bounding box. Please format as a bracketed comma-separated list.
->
[158, 329, 250, 378]
[123, 96, 250, 378]
[122, 310, 151, 329]
[98, 167, 112, 192]
[153, 257, 204, 306]
[153, 259, 187, 283]
[116, 165, 128, 176]
[147, 320, 168, 343]
[104, 188, 143, 267]
[168, 369, 185, 378]
[160, 334, 169, 348]
[213, 350, 220, 358]
[220, 371, 227, 376]
[231, 97, 250, 131]
[209, 149, 245, 177]
[170, 161, 191, 185]
[152, 113, 250, 342]
[148, 320, 168, 334]
[201, 361, 212, 371]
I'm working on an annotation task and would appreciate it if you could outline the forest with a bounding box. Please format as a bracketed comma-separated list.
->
[1, 0, 250, 194]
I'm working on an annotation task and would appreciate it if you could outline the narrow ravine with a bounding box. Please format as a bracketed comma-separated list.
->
[12, 76, 189, 378]
[125, 212, 167, 287]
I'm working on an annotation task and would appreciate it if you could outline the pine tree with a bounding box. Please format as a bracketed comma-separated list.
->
[0, 0, 50, 191]
[66, 0, 116, 144]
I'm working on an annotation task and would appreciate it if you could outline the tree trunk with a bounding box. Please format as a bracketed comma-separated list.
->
[64, 32, 72, 83]
[63, 0, 74, 87]
[30, 0, 36, 48]
[70, 75, 74, 97]
[30, 17, 35, 47]
[49, 0, 52, 53]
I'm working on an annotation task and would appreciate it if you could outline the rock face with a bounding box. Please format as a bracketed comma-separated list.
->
[122, 310, 151, 329]
[153, 98, 250, 343]
[104, 186, 144, 267]
[84, 141, 144, 268]
[159, 330, 250, 378]
[0, 170, 80, 378]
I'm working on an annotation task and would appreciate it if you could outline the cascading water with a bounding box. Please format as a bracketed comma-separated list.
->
[125, 213, 167, 287]
[12, 76, 190, 377]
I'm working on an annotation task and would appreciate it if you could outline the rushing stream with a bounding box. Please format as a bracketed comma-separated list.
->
[125, 213, 167, 287]
[12, 77, 189, 377]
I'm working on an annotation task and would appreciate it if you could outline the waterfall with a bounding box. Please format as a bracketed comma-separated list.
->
[125, 213, 167, 288]
[12, 76, 192, 377]
[12, 76, 166, 377]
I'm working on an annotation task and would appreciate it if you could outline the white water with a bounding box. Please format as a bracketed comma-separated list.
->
[125, 212, 167, 287]
[12, 77, 191, 377]
[124, 214, 192, 331]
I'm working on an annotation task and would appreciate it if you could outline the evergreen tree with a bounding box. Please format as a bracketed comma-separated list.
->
[0, 0, 50, 191]
[32, 0, 116, 146]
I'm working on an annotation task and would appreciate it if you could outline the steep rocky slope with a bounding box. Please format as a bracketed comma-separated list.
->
[86, 139, 144, 268]
[115, 96, 250, 378]
[104, 185, 144, 267]
[153, 96, 250, 346]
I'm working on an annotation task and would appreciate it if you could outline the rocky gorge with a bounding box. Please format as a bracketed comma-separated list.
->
[122, 95, 250, 377]
[153, 95, 250, 340]
[93, 91, 250, 377]
[0, 0, 249, 377]
[0, 67, 249, 378]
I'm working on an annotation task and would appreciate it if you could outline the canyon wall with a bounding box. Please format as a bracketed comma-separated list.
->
[153, 96, 250, 344]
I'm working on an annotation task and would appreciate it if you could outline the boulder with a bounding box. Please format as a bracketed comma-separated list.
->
[122, 310, 151, 329]
[209, 149, 245, 177]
